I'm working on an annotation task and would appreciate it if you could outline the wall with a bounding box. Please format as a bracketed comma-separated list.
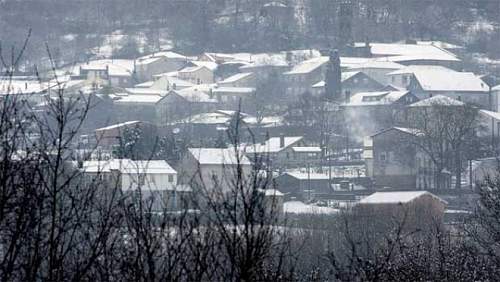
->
[372, 129, 418, 189]
[121, 172, 177, 191]
[179, 67, 214, 84]
[179, 153, 252, 194]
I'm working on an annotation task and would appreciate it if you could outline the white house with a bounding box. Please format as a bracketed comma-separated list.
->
[387, 65, 490, 108]
[135, 51, 188, 82]
[217, 72, 256, 88]
[355, 191, 447, 230]
[351, 42, 462, 69]
[82, 159, 189, 211]
[244, 135, 316, 169]
[178, 65, 214, 84]
[179, 148, 252, 193]
[77, 59, 135, 87]
[155, 87, 218, 123]
[348, 60, 405, 85]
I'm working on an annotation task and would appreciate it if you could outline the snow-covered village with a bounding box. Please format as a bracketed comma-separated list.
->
[1, 1, 500, 281]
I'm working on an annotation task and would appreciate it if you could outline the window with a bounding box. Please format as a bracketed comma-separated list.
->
[168, 174, 174, 183]
[380, 152, 387, 162]
[138, 174, 145, 186]
[403, 75, 410, 85]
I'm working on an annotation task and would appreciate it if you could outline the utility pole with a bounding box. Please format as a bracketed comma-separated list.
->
[328, 154, 332, 190]
[307, 162, 311, 202]
[469, 159, 473, 190]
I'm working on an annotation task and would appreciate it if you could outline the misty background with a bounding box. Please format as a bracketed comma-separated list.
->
[1, 0, 499, 72]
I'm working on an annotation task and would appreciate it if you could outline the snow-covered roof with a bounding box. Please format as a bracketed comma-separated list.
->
[312, 71, 377, 88]
[188, 148, 251, 165]
[311, 80, 325, 88]
[346, 91, 410, 106]
[135, 81, 155, 88]
[409, 95, 464, 107]
[492, 84, 500, 91]
[480, 109, 500, 121]
[178, 111, 235, 125]
[152, 71, 180, 78]
[177, 110, 281, 127]
[263, 1, 287, 8]
[341, 71, 362, 81]
[291, 146, 322, 153]
[171, 87, 218, 103]
[79, 59, 135, 77]
[384, 53, 460, 63]
[371, 127, 423, 138]
[246, 136, 303, 154]
[284, 56, 329, 75]
[95, 121, 141, 132]
[392, 127, 423, 136]
[125, 87, 169, 96]
[212, 86, 255, 95]
[387, 54, 460, 63]
[202, 49, 320, 66]
[350, 60, 405, 70]
[387, 65, 452, 75]
[121, 160, 177, 174]
[284, 201, 339, 215]
[282, 172, 329, 180]
[83, 159, 176, 174]
[389, 65, 488, 92]
[190, 60, 218, 71]
[259, 188, 284, 197]
[241, 115, 284, 127]
[358, 191, 445, 205]
[137, 51, 187, 62]
[179, 65, 211, 74]
[354, 42, 458, 59]
[218, 72, 254, 84]
[113, 94, 163, 104]
[340, 57, 373, 68]
[284, 56, 379, 75]
[149, 76, 194, 90]
[415, 41, 465, 50]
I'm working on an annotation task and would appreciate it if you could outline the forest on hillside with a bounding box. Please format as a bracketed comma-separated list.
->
[0, 0, 499, 69]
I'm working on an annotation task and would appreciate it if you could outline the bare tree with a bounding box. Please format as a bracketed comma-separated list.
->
[403, 99, 482, 189]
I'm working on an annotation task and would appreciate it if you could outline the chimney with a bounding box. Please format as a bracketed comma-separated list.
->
[209, 88, 213, 98]
[25, 82, 28, 90]
[172, 83, 177, 90]
[279, 134, 285, 148]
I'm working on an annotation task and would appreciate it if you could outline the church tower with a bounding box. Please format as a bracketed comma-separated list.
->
[325, 49, 342, 101]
